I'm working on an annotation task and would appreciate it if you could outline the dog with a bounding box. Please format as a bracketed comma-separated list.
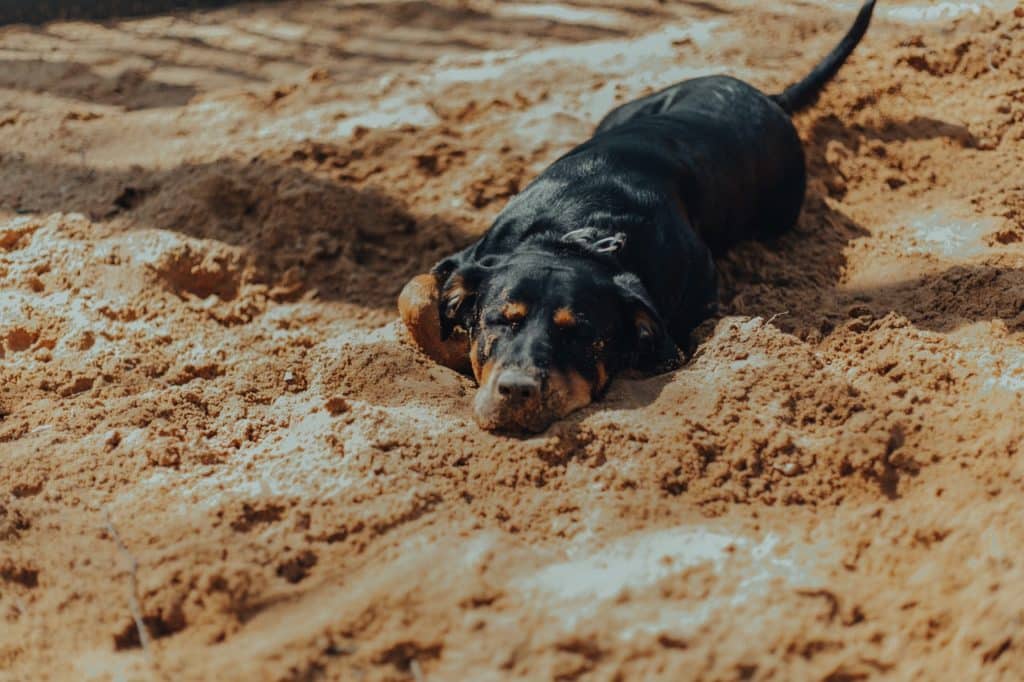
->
[399, 1, 876, 433]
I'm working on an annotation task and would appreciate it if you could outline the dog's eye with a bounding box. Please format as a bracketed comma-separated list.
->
[485, 312, 516, 329]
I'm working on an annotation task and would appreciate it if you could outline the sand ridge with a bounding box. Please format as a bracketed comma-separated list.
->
[1, 1, 1023, 680]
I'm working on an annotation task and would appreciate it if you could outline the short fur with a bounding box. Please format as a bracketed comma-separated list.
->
[399, 1, 877, 432]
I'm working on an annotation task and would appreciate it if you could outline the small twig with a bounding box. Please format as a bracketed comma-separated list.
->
[104, 513, 153, 654]
[766, 310, 790, 325]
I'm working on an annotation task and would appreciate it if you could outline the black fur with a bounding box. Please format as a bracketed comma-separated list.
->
[431, 1, 876, 405]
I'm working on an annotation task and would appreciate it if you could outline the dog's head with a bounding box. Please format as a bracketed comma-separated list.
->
[399, 231, 679, 433]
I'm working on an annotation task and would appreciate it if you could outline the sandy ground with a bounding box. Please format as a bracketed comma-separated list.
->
[2, 0, 1024, 679]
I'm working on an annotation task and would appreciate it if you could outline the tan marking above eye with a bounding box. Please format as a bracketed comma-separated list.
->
[547, 367, 594, 415]
[501, 301, 529, 322]
[553, 307, 577, 328]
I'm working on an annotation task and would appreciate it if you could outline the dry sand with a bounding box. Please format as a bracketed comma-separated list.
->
[2, 0, 1023, 679]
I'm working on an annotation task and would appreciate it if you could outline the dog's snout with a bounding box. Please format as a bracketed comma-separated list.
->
[496, 370, 541, 404]
[474, 367, 550, 432]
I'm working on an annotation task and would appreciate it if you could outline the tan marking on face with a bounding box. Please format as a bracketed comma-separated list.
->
[470, 338, 483, 382]
[479, 358, 497, 388]
[501, 301, 528, 323]
[471, 334, 499, 384]
[553, 307, 577, 328]
[547, 367, 594, 417]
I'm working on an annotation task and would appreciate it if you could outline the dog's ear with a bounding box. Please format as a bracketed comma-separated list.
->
[398, 254, 489, 373]
[614, 272, 680, 374]
[562, 228, 627, 255]
[399, 272, 470, 372]
[432, 255, 490, 341]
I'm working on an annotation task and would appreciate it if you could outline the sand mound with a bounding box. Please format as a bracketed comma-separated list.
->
[2, 1, 1023, 680]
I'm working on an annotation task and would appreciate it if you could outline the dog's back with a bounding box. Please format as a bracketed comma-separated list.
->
[399, 1, 879, 432]
[591, 75, 805, 254]
[588, 0, 877, 252]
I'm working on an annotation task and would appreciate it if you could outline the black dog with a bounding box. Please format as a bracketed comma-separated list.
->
[400, 1, 876, 432]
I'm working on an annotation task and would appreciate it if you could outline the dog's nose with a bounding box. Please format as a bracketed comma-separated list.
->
[496, 370, 541, 404]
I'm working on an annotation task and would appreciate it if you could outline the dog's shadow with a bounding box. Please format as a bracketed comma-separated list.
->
[712, 112, 1018, 340]
[527, 111, 1016, 443]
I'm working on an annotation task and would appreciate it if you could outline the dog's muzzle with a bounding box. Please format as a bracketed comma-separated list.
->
[473, 366, 549, 433]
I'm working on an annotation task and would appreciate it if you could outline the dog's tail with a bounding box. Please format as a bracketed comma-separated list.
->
[772, 0, 876, 115]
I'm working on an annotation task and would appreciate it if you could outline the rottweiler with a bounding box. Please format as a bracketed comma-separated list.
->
[400, 1, 876, 433]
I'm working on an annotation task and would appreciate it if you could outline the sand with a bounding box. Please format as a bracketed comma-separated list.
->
[1, 0, 1023, 679]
